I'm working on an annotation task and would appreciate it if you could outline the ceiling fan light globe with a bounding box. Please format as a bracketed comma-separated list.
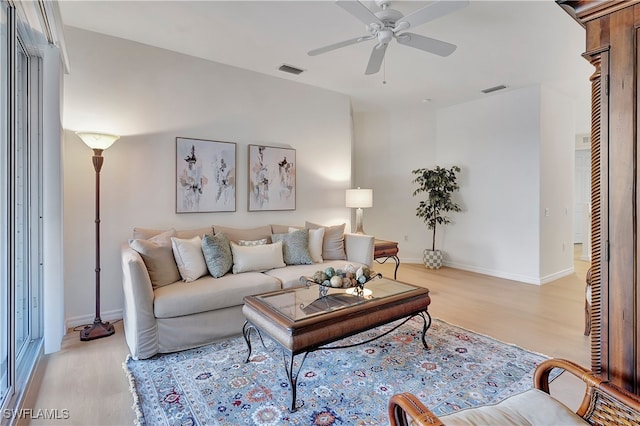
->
[377, 29, 393, 44]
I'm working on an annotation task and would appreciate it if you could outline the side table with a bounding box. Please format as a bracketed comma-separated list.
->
[374, 239, 400, 279]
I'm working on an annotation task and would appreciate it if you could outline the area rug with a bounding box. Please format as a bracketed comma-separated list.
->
[124, 318, 556, 425]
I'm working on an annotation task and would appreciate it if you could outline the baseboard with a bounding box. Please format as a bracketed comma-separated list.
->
[401, 258, 575, 285]
[65, 308, 123, 330]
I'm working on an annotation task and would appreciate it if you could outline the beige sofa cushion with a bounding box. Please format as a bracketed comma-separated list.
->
[171, 236, 208, 282]
[129, 229, 181, 288]
[440, 388, 588, 425]
[153, 272, 281, 318]
[230, 241, 286, 273]
[214, 225, 272, 243]
[306, 221, 347, 260]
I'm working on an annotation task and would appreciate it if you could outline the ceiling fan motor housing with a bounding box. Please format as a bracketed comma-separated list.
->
[374, 8, 403, 25]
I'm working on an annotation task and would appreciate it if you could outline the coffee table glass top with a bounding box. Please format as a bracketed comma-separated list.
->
[255, 277, 418, 321]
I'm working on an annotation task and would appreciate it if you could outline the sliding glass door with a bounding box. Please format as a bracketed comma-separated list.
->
[1, 0, 44, 414]
[0, 1, 9, 408]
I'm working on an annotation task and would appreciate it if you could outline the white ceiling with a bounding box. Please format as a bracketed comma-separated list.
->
[58, 0, 592, 116]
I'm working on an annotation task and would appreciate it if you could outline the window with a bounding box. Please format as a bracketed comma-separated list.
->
[0, 1, 9, 408]
[1, 0, 44, 417]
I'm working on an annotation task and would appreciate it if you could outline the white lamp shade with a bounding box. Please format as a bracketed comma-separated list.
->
[345, 188, 373, 208]
[76, 132, 120, 150]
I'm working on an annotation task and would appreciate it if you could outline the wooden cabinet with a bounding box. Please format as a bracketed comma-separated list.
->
[558, 0, 640, 394]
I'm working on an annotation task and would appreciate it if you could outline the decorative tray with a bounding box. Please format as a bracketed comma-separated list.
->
[300, 265, 382, 298]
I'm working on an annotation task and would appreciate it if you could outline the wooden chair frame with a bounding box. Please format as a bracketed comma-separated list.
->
[388, 358, 640, 426]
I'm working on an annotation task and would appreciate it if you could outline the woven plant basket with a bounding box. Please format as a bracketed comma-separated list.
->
[423, 249, 443, 270]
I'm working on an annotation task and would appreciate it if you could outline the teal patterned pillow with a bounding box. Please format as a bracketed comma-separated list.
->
[271, 229, 313, 265]
[201, 233, 233, 278]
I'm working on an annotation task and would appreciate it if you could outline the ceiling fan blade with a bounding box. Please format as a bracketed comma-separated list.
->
[308, 35, 374, 56]
[365, 43, 388, 75]
[396, 0, 469, 31]
[336, 0, 383, 26]
[396, 32, 456, 57]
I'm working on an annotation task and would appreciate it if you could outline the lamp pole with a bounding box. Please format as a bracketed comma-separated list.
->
[77, 132, 119, 341]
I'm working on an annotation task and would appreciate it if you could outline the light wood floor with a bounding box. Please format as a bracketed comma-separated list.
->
[19, 248, 591, 425]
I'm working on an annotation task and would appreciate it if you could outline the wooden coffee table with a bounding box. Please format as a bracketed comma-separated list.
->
[242, 277, 431, 411]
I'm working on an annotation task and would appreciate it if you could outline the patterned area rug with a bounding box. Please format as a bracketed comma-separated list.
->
[124, 318, 555, 425]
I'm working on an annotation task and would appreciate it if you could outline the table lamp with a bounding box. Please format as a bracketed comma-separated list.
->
[346, 187, 373, 234]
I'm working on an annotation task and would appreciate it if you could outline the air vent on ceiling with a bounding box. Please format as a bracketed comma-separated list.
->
[481, 84, 507, 94]
[278, 64, 305, 75]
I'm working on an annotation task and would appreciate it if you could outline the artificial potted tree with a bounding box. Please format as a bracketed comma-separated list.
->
[411, 165, 462, 269]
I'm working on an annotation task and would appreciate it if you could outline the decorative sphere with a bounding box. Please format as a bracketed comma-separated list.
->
[358, 275, 367, 284]
[330, 275, 342, 287]
[313, 271, 328, 284]
[342, 277, 351, 287]
[325, 267, 336, 278]
[323, 279, 331, 286]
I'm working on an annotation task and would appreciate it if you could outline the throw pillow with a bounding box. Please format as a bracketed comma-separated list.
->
[272, 229, 314, 265]
[170, 236, 208, 283]
[201, 233, 233, 278]
[213, 225, 272, 244]
[305, 221, 347, 260]
[129, 229, 181, 288]
[238, 238, 268, 246]
[230, 241, 285, 274]
[289, 226, 324, 263]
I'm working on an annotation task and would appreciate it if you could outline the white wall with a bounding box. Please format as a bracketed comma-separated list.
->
[539, 86, 575, 281]
[354, 85, 576, 284]
[62, 27, 354, 326]
[42, 45, 65, 353]
[437, 87, 541, 282]
[352, 108, 437, 249]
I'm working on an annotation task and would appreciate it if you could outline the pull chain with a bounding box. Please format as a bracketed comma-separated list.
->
[382, 56, 387, 85]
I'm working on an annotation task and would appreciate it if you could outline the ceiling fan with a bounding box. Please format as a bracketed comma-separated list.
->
[308, 0, 469, 75]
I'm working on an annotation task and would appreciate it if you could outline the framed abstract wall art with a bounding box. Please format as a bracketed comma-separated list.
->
[248, 144, 296, 211]
[176, 137, 236, 213]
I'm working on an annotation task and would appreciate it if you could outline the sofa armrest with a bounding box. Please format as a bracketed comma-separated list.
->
[344, 233, 374, 267]
[533, 358, 640, 423]
[121, 244, 159, 359]
[389, 358, 640, 426]
[388, 393, 444, 426]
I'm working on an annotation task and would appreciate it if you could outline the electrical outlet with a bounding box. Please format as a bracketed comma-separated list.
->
[544, 208, 550, 217]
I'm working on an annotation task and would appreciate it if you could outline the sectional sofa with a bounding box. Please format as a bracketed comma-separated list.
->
[122, 223, 374, 360]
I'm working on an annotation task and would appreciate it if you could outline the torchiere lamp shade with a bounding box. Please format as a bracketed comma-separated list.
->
[76, 132, 120, 150]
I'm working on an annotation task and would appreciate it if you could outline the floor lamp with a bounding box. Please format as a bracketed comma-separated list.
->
[77, 132, 119, 341]
[346, 187, 373, 234]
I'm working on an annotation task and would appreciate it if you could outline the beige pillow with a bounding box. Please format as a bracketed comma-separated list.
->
[171, 236, 208, 282]
[305, 221, 347, 260]
[129, 229, 181, 288]
[290, 226, 324, 263]
[230, 241, 285, 273]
